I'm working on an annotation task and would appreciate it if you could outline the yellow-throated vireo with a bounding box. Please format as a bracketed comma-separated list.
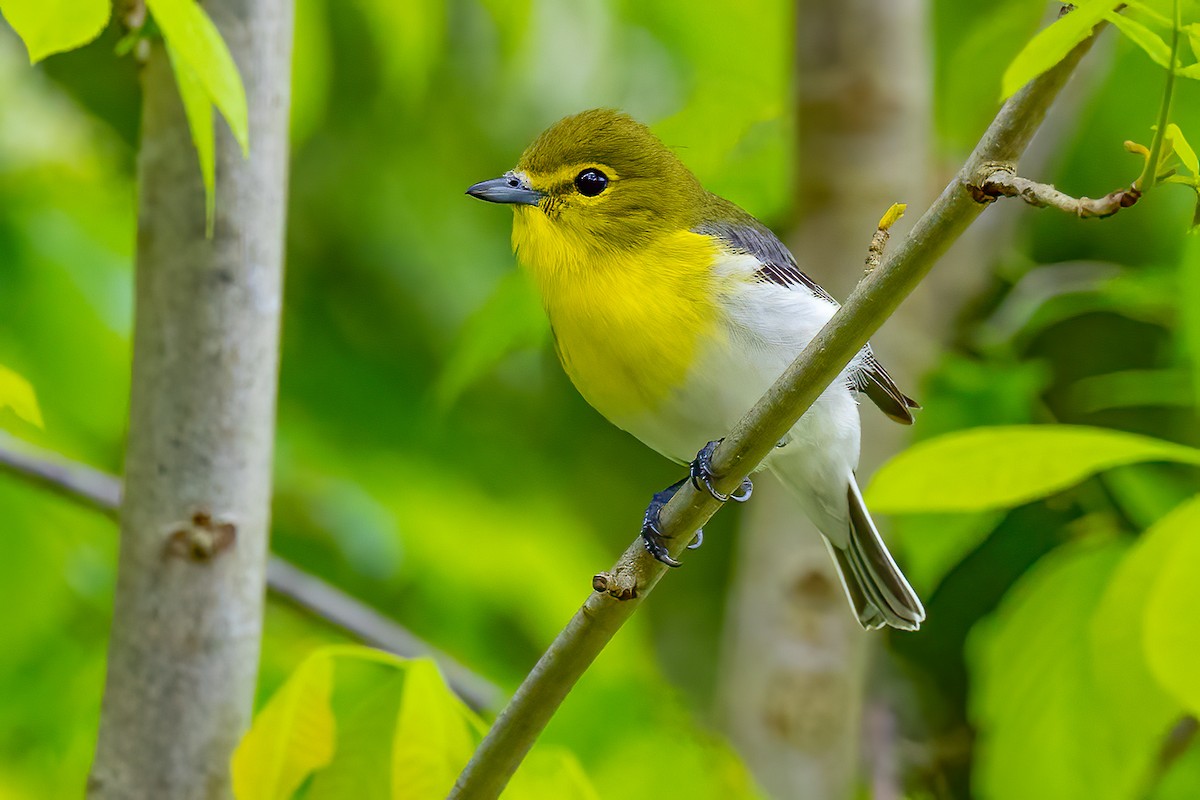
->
[467, 109, 924, 631]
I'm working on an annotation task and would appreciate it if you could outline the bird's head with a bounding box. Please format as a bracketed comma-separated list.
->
[467, 109, 706, 258]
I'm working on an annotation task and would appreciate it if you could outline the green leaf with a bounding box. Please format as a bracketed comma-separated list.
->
[1090, 503, 1188, 748]
[970, 540, 1164, 800]
[0, 0, 111, 62]
[0, 364, 44, 428]
[505, 747, 600, 800]
[1126, 1, 1173, 27]
[306, 666, 406, 800]
[433, 270, 548, 409]
[1169, 123, 1200, 176]
[1106, 10, 1174, 67]
[1187, 22, 1200, 61]
[1001, 2, 1118, 99]
[391, 659, 477, 800]
[146, 0, 249, 154]
[866, 425, 1200, 513]
[231, 651, 337, 800]
[166, 42, 216, 236]
[1144, 497, 1200, 715]
[1183, 237, 1200, 403]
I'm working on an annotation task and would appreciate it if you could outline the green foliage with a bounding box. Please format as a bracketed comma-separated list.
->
[1143, 497, 1200, 716]
[0, 0, 247, 231]
[969, 497, 1200, 798]
[232, 651, 337, 800]
[0, 363, 43, 428]
[147, 0, 249, 232]
[4, 1, 1200, 797]
[867, 425, 1200, 513]
[969, 540, 1173, 800]
[1001, 1, 1118, 100]
[166, 42, 217, 234]
[0, 0, 110, 63]
[1108, 9, 1175, 68]
[232, 646, 596, 800]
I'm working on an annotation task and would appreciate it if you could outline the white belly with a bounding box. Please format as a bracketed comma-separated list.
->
[612, 277, 863, 477]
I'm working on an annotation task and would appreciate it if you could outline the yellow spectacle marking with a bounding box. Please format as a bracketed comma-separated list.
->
[525, 163, 620, 191]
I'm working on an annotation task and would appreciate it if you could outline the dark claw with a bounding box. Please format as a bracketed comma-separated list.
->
[641, 504, 681, 567]
[690, 439, 753, 503]
[640, 477, 689, 567]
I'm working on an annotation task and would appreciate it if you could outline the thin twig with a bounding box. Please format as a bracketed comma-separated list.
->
[0, 432, 122, 512]
[0, 431, 502, 711]
[974, 168, 1141, 218]
[449, 20, 1104, 799]
[1136, 0, 1180, 192]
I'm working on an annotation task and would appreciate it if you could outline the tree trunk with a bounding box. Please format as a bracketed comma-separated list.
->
[88, 1, 293, 797]
[717, 2, 932, 797]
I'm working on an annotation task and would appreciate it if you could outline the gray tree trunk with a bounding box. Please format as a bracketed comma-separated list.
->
[716, 2, 933, 798]
[88, 1, 293, 797]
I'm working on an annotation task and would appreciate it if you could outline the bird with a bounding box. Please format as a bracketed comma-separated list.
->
[466, 109, 924, 631]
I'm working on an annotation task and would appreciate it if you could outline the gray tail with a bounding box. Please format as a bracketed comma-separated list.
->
[827, 480, 925, 631]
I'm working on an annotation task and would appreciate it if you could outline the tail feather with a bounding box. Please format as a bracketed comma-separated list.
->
[830, 480, 925, 631]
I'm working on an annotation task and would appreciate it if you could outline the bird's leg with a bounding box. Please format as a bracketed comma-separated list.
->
[640, 478, 703, 567]
[690, 439, 753, 503]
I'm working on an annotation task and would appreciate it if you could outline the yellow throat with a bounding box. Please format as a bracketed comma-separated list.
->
[512, 206, 725, 420]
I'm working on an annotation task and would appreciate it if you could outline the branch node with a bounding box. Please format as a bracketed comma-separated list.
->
[164, 510, 237, 562]
[592, 569, 637, 600]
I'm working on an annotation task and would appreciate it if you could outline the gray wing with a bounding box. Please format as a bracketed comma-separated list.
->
[694, 216, 837, 304]
[696, 212, 919, 425]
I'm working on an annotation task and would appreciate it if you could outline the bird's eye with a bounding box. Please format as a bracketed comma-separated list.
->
[574, 168, 608, 197]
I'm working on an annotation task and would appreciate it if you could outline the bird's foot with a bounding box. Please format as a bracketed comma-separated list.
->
[640, 478, 702, 567]
[689, 439, 753, 503]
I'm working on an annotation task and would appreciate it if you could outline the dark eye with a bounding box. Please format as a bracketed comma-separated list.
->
[574, 168, 608, 197]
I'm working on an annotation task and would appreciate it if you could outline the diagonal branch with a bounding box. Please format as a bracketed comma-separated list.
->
[0, 431, 502, 711]
[448, 18, 1105, 800]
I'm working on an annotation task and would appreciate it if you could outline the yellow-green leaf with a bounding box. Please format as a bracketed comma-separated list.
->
[146, 0, 249, 154]
[1106, 10, 1173, 68]
[504, 747, 599, 800]
[166, 42, 216, 236]
[1168, 123, 1199, 177]
[391, 659, 477, 800]
[1089, 500, 1187, 744]
[232, 652, 336, 800]
[0, 364, 44, 428]
[1001, 3, 1117, 99]
[866, 425, 1200, 513]
[0, 0, 111, 62]
[1143, 497, 1200, 715]
[970, 541, 1150, 799]
[1187, 22, 1200, 62]
[305, 666, 405, 800]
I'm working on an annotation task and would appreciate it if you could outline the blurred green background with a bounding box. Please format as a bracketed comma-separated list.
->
[2, 0, 1199, 797]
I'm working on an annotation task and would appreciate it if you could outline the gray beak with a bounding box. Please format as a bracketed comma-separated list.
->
[466, 172, 542, 206]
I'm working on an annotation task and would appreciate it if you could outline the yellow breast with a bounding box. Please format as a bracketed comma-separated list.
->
[512, 210, 727, 420]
